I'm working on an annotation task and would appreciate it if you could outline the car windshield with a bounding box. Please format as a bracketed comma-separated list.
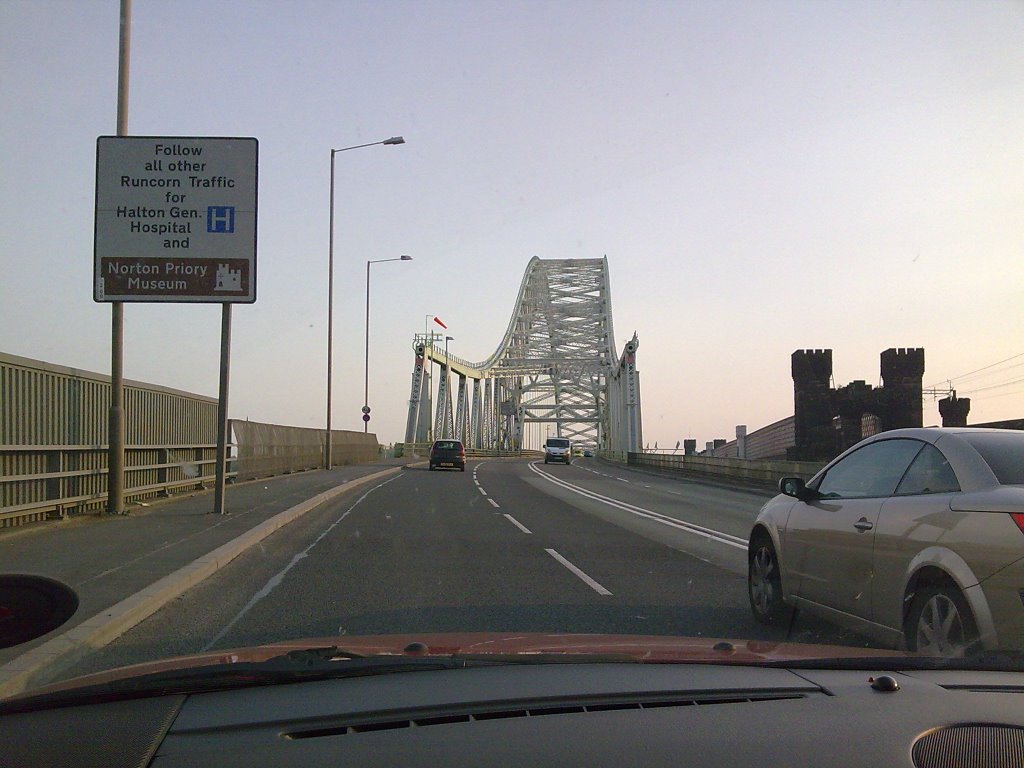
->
[2, 1, 1024, 706]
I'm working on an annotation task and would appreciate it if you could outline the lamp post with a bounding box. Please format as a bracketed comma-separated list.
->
[364, 255, 413, 433]
[326, 136, 404, 468]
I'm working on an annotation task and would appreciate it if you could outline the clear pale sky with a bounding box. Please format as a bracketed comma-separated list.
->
[2, 0, 1022, 447]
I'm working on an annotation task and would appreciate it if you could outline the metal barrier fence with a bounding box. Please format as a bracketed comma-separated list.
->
[402, 443, 534, 459]
[0, 443, 222, 526]
[0, 353, 379, 528]
[626, 451, 825, 488]
[1, 352, 221, 526]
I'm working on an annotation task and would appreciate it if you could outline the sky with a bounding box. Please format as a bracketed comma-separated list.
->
[2, 0, 1023, 448]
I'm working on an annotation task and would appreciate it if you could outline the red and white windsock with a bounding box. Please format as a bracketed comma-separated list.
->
[433, 316, 448, 329]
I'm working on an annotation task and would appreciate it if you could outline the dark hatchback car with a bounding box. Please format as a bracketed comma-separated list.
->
[429, 439, 466, 471]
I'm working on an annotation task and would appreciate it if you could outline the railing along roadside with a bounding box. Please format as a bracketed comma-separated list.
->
[0, 444, 232, 527]
[625, 451, 825, 489]
[402, 443, 538, 459]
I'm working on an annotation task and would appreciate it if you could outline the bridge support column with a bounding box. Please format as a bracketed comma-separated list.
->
[471, 378, 483, 448]
[404, 344, 426, 444]
[454, 375, 468, 443]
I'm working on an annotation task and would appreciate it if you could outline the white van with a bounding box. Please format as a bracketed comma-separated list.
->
[543, 437, 572, 464]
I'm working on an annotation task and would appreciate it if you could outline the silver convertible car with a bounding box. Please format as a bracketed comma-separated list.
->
[748, 427, 1024, 656]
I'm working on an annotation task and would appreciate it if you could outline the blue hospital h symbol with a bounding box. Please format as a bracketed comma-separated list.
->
[207, 206, 235, 233]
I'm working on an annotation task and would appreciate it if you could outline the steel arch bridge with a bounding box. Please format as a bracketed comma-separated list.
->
[404, 257, 642, 452]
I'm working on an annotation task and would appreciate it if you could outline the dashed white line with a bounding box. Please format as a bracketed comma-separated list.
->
[503, 514, 532, 534]
[545, 549, 612, 595]
[473, 479, 481, 486]
[478, 486, 487, 495]
[488, 498, 500, 508]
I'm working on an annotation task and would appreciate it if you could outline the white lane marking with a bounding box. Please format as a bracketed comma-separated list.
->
[503, 514, 532, 534]
[528, 463, 747, 550]
[545, 548, 612, 595]
[488, 498, 500, 508]
[474, 479, 481, 486]
[202, 474, 404, 651]
[478, 486, 487, 495]
[617, 478, 630, 483]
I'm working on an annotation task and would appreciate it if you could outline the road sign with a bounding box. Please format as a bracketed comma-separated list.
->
[94, 136, 258, 303]
[361, 406, 371, 414]
[362, 414, 371, 422]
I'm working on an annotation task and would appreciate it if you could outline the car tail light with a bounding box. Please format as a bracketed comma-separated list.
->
[1010, 513, 1024, 536]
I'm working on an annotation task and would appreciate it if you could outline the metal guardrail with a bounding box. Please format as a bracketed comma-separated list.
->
[624, 451, 825, 488]
[0, 443, 230, 527]
[403, 443, 538, 459]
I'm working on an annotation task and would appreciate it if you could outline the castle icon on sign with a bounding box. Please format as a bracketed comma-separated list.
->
[214, 263, 242, 291]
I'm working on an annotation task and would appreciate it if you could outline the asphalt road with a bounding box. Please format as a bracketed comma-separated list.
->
[62, 458, 872, 680]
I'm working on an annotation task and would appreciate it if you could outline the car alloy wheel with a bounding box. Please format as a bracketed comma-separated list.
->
[907, 584, 977, 657]
[748, 539, 787, 624]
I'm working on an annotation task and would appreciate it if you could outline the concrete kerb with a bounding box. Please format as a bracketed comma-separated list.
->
[0, 466, 403, 700]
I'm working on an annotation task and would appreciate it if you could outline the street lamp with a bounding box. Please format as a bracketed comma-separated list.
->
[364, 255, 413, 433]
[326, 136, 405, 468]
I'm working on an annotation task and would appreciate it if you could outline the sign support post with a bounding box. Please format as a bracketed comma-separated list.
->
[213, 304, 232, 515]
[107, 0, 132, 515]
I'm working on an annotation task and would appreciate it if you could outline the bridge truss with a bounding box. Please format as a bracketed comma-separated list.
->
[404, 257, 642, 452]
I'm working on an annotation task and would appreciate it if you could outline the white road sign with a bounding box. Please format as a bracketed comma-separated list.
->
[94, 136, 258, 302]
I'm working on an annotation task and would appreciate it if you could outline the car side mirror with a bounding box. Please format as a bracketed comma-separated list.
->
[779, 477, 817, 501]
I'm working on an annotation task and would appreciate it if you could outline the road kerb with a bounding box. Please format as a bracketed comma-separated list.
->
[0, 466, 402, 699]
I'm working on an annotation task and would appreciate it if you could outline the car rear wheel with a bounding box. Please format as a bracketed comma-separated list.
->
[748, 538, 789, 625]
[905, 583, 978, 657]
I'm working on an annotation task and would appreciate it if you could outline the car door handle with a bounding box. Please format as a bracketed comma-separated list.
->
[853, 518, 874, 532]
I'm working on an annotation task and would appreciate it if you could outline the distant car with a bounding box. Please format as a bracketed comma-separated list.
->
[429, 439, 466, 471]
[544, 437, 572, 464]
[748, 428, 1024, 656]
[583, 449, 594, 457]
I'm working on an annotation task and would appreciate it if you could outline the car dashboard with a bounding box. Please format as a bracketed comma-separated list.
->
[4, 662, 1024, 767]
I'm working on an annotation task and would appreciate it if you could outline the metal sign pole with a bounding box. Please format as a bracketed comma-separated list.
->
[107, 0, 131, 516]
[213, 304, 232, 515]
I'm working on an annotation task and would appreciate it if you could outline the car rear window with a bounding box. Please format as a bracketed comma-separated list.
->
[959, 432, 1024, 485]
[546, 439, 570, 448]
[433, 441, 462, 450]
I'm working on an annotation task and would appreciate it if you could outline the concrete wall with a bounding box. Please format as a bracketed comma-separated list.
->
[231, 420, 378, 481]
[711, 416, 795, 460]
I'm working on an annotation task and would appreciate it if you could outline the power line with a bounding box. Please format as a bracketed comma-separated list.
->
[927, 352, 1024, 389]
[961, 376, 1024, 394]
[948, 360, 1024, 387]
